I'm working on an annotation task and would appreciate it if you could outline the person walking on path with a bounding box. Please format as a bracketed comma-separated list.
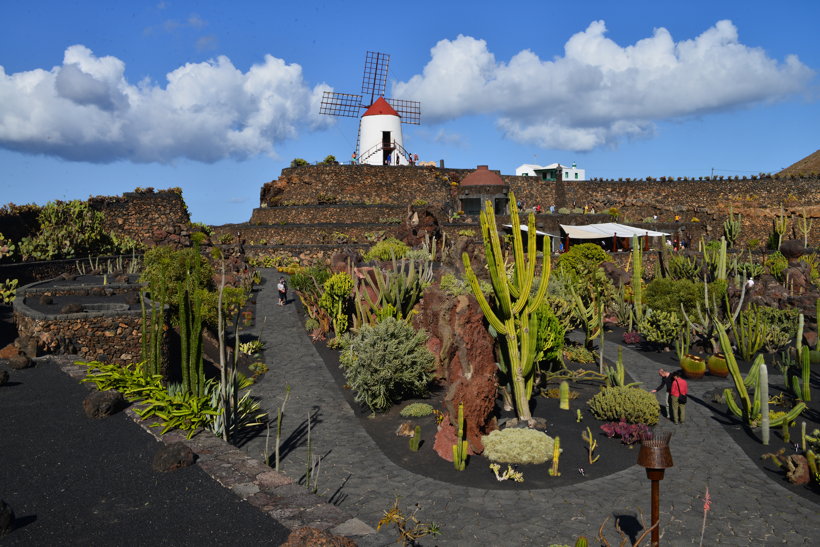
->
[651, 368, 687, 423]
[277, 276, 287, 306]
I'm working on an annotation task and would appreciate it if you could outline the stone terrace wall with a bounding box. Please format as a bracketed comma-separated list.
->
[90, 189, 192, 247]
[260, 165, 472, 213]
[250, 204, 405, 225]
[498, 175, 820, 248]
[212, 222, 402, 246]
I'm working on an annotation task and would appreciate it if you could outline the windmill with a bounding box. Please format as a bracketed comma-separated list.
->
[319, 51, 420, 166]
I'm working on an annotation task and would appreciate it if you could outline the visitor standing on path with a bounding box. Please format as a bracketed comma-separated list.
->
[651, 368, 687, 424]
[277, 277, 287, 306]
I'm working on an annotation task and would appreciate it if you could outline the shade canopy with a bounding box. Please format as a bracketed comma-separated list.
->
[559, 222, 669, 239]
[502, 224, 558, 238]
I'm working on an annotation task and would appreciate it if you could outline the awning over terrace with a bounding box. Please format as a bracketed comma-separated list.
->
[559, 222, 669, 239]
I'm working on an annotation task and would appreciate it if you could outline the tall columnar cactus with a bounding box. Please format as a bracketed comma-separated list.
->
[631, 235, 644, 324]
[462, 191, 551, 422]
[178, 283, 204, 396]
[774, 205, 789, 250]
[796, 208, 813, 248]
[452, 402, 468, 471]
[800, 346, 811, 402]
[760, 364, 770, 445]
[559, 381, 570, 410]
[723, 206, 742, 248]
[409, 425, 422, 452]
[796, 313, 804, 354]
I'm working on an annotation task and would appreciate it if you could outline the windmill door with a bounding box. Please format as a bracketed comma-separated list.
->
[382, 131, 393, 164]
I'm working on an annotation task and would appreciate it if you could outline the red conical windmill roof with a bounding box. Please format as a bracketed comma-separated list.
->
[363, 97, 399, 117]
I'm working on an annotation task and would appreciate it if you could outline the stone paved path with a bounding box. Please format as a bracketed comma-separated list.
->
[241, 270, 820, 545]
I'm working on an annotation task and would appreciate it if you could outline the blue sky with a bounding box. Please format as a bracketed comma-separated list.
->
[1, 1, 818, 225]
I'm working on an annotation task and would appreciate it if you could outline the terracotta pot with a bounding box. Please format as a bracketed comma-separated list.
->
[707, 353, 729, 377]
[680, 354, 706, 379]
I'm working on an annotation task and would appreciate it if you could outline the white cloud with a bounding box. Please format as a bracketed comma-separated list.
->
[0, 45, 331, 163]
[393, 20, 814, 151]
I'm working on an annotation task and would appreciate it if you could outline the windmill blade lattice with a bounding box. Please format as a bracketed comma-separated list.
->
[386, 97, 421, 125]
[361, 51, 390, 105]
[319, 91, 363, 118]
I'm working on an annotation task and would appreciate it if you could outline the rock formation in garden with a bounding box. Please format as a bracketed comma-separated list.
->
[414, 286, 497, 452]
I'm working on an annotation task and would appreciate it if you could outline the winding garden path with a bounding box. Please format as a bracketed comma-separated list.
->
[243, 269, 819, 545]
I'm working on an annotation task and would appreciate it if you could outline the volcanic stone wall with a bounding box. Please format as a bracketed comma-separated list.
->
[228, 166, 820, 255]
[250, 204, 405, 225]
[14, 311, 144, 365]
[89, 188, 192, 247]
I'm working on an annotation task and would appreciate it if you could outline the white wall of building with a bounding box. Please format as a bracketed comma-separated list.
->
[358, 113, 407, 166]
[515, 162, 586, 180]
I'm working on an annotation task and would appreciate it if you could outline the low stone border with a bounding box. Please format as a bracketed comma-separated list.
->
[56, 358, 375, 541]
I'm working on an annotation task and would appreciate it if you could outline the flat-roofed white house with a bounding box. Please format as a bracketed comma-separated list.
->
[515, 162, 586, 181]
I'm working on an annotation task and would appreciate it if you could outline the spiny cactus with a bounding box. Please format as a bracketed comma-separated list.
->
[409, 425, 422, 452]
[548, 436, 561, 477]
[773, 205, 789, 250]
[760, 364, 770, 445]
[559, 381, 570, 410]
[723, 206, 741, 248]
[631, 235, 644, 324]
[582, 426, 600, 464]
[719, 324, 806, 427]
[462, 191, 551, 422]
[452, 402, 468, 471]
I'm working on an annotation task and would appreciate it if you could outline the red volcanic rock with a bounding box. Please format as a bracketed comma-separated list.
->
[396, 208, 441, 247]
[415, 286, 497, 453]
[432, 418, 457, 462]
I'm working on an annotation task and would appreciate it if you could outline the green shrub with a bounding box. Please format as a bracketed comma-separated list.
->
[290, 158, 309, 167]
[556, 243, 610, 277]
[339, 317, 435, 413]
[364, 237, 409, 262]
[18, 200, 120, 260]
[140, 246, 213, 304]
[305, 317, 320, 331]
[481, 428, 556, 464]
[399, 402, 434, 417]
[587, 386, 660, 425]
[321, 155, 338, 165]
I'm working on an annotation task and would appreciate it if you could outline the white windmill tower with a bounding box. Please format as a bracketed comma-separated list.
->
[319, 51, 421, 165]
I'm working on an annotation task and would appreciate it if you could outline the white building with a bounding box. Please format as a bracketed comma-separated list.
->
[515, 162, 586, 181]
[356, 97, 409, 166]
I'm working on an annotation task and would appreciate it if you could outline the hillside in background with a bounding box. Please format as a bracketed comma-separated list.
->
[779, 149, 820, 175]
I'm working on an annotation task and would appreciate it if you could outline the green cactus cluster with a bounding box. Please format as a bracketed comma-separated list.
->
[409, 425, 422, 452]
[352, 255, 433, 328]
[723, 206, 742, 248]
[319, 272, 353, 335]
[481, 428, 556, 465]
[400, 402, 435, 418]
[452, 402, 468, 471]
[587, 386, 660, 425]
[718, 324, 806, 427]
[462, 191, 551, 422]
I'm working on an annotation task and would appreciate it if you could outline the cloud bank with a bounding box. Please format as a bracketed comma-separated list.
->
[394, 20, 814, 151]
[0, 45, 329, 163]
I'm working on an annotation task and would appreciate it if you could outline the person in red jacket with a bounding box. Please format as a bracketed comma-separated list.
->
[651, 369, 688, 424]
